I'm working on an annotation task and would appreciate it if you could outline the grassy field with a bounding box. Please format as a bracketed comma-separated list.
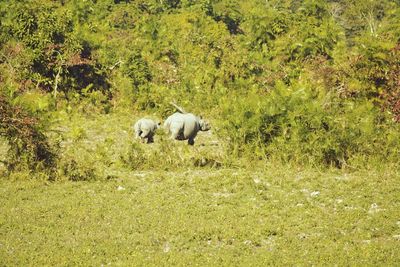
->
[2, 0, 400, 265]
[1, 167, 400, 265]
[1, 112, 400, 265]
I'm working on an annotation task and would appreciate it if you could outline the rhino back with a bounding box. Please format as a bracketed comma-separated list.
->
[164, 113, 181, 130]
[165, 113, 200, 139]
[137, 118, 156, 131]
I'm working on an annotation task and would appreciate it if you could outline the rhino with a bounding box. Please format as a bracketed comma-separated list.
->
[133, 118, 160, 143]
[164, 112, 211, 145]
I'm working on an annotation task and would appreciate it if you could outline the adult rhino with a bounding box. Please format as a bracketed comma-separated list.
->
[134, 118, 160, 143]
[164, 112, 211, 145]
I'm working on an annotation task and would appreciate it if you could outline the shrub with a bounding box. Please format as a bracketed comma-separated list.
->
[122, 50, 152, 92]
[219, 81, 400, 167]
[61, 159, 97, 182]
[0, 96, 57, 175]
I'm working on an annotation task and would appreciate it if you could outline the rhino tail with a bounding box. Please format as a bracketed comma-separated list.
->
[170, 101, 187, 114]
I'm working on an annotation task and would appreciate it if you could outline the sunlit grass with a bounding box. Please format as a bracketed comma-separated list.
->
[1, 167, 400, 265]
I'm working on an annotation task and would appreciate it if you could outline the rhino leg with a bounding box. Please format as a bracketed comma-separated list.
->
[139, 129, 150, 143]
[135, 130, 142, 139]
[147, 133, 154, 143]
[169, 128, 180, 140]
[169, 121, 184, 140]
[188, 138, 195, 146]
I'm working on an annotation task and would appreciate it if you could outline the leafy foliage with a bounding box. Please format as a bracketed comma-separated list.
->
[0, 96, 57, 174]
[1, 0, 400, 174]
[219, 82, 400, 167]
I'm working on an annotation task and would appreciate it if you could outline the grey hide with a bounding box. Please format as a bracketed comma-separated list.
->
[164, 112, 211, 145]
[134, 118, 160, 143]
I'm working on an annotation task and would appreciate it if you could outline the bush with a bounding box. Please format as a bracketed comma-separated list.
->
[0, 96, 57, 175]
[61, 159, 97, 182]
[219, 82, 400, 167]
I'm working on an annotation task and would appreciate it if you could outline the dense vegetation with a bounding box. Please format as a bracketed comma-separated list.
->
[1, 0, 400, 174]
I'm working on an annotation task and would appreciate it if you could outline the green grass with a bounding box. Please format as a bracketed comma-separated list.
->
[1, 112, 400, 265]
[47, 110, 226, 181]
[1, 167, 400, 266]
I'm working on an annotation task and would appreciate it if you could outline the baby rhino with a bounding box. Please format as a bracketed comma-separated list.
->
[164, 113, 210, 145]
[134, 118, 160, 143]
